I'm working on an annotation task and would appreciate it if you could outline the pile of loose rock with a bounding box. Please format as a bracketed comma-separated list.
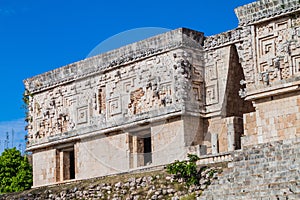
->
[0, 166, 222, 200]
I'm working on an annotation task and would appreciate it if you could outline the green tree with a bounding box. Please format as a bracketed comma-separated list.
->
[0, 148, 32, 193]
[166, 154, 200, 186]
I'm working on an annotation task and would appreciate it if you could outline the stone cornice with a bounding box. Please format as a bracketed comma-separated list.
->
[235, 0, 300, 26]
[203, 29, 243, 50]
[245, 80, 300, 100]
[24, 28, 204, 93]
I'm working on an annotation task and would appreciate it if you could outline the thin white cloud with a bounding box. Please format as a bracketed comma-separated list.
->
[0, 118, 27, 153]
[0, 118, 26, 133]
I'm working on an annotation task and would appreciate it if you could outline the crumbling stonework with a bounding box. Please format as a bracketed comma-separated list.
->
[200, 138, 300, 200]
[24, 0, 300, 187]
[0, 166, 223, 200]
[1, 138, 298, 199]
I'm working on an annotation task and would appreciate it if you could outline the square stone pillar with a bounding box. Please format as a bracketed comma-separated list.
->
[211, 133, 219, 154]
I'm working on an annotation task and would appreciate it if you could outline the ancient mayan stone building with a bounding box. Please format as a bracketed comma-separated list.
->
[24, 0, 300, 187]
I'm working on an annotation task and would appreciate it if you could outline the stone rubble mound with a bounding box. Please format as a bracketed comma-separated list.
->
[0, 167, 222, 200]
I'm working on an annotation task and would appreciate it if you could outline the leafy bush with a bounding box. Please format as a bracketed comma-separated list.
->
[0, 148, 33, 193]
[166, 154, 200, 186]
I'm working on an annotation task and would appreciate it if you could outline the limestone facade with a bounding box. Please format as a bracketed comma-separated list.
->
[24, 0, 300, 187]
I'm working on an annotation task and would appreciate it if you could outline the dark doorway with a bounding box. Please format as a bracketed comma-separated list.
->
[56, 145, 76, 182]
[60, 147, 76, 181]
[143, 137, 152, 165]
[69, 150, 75, 180]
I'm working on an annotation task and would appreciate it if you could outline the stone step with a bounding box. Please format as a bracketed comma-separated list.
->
[201, 176, 300, 198]
[202, 190, 298, 198]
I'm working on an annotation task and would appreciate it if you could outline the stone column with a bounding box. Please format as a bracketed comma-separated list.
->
[131, 136, 138, 168]
[55, 150, 60, 182]
[59, 151, 64, 181]
[227, 118, 235, 152]
[211, 133, 219, 154]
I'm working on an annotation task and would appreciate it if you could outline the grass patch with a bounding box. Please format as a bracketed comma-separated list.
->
[181, 193, 196, 200]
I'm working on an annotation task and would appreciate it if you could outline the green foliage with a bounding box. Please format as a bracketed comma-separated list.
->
[0, 148, 33, 194]
[187, 153, 199, 162]
[22, 89, 33, 124]
[166, 154, 200, 186]
[208, 169, 216, 178]
[22, 89, 31, 106]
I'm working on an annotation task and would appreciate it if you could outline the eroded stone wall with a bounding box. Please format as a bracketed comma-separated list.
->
[76, 132, 129, 180]
[32, 149, 57, 187]
[151, 117, 185, 165]
[24, 0, 300, 187]
[200, 138, 300, 200]
[243, 91, 300, 146]
[26, 47, 204, 148]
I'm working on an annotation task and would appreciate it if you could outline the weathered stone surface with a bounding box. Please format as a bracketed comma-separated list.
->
[200, 138, 300, 199]
[235, 0, 300, 26]
[23, 0, 300, 188]
[0, 167, 222, 200]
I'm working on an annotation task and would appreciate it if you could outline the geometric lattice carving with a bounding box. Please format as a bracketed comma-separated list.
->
[292, 55, 300, 74]
[206, 81, 218, 105]
[259, 37, 275, 57]
[206, 64, 217, 80]
[192, 82, 202, 101]
[255, 17, 297, 85]
[122, 77, 135, 93]
[77, 106, 88, 124]
[108, 96, 122, 116]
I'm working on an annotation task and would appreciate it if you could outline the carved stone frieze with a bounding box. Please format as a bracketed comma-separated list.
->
[26, 46, 204, 146]
[204, 29, 242, 49]
[255, 15, 300, 86]
[24, 28, 204, 94]
[204, 50, 222, 106]
[27, 85, 76, 143]
[235, 0, 300, 26]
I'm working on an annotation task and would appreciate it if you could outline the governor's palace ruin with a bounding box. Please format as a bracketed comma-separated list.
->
[24, 0, 300, 187]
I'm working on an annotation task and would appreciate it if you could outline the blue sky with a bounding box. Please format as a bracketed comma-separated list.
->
[0, 0, 255, 152]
